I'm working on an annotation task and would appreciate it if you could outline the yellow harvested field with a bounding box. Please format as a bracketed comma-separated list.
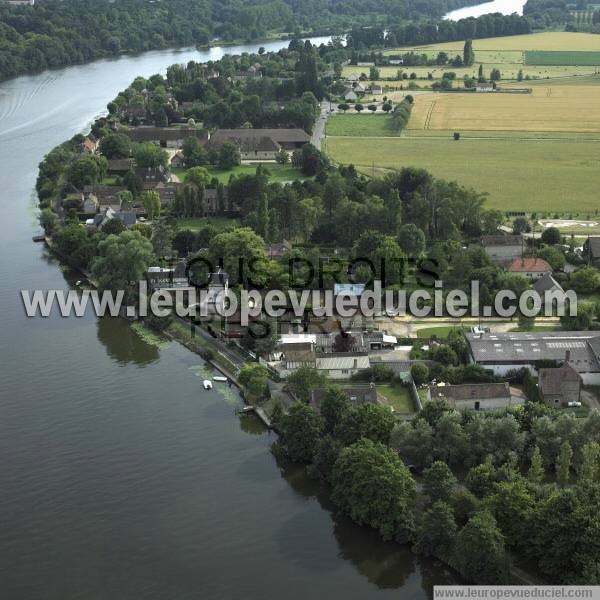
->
[408, 86, 600, 132]
[392, 32, 600, 52]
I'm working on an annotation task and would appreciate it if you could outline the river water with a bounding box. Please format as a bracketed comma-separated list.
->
[0, 38, 463, 599]
[445, 0, 527, 20]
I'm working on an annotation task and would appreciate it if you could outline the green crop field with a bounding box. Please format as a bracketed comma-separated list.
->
[525, 51, 600, 66]
[324, 136, 600, 213]
[326, 114, 398, 137]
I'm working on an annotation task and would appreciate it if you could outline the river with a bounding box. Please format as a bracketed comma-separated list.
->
[445, 0, 527, 20]
[0, 38, 463, 599]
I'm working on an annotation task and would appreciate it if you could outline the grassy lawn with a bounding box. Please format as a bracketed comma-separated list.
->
[325, 136, 600, 213]
[326, 114, 399, 137]
[175, 216, 238, 231]
[175, 163, 305, 184]
[378, 384, 415, 413]
[416, 325, 467, 338]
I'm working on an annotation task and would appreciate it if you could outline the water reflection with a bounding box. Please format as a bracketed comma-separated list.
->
[96, 316, 160, 365]
[271, 448, 447, 593]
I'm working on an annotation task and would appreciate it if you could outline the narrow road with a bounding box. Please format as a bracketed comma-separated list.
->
[311, 99, 332, 149]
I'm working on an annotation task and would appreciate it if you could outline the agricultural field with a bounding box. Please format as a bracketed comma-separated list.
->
[324, 135, 600, 213]
[330, 33, 600, 214]
[408, 85, 600, 132]
[524, 51, 600, 66]
[390, 32, 600, 52]
[326, 114, 399, 136]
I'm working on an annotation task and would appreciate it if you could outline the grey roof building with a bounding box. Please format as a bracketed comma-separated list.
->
[428, 382, 525, 412]
[466, 331, 600, 384]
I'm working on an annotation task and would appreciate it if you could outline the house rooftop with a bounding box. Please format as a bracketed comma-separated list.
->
[539, 363, 581, 395]
[466, 331, 600, 373]
[482, 234, 523, 247]
[431, 382, 511, 402]
[507, 257, 551, 273]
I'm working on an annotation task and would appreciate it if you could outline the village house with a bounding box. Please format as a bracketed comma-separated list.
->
[125, 126, 209, 148]
[87, 207, 136, 231]
[135, 165, 169, 187]
[170, 152, 185, 168]
[315, 352, 370, 379]
[539, 359, 582, 407]
[265, 240, 292, 258]
[154, 181, 182, 205]
[507, 257, 552, 279]
[368, 84, 383, 95]
[344, 89, 358, 102]
[310, 384, 380, 412]
[83, 185, 126, 212]
[208, 128, 310, 160]
[107, 158, 135, 175]
[122, 105, 147, 123]
[533, 272, 566, 311]
[583, 236, 600, 267]
[80, 136, 98, 154]
[482, 234, 524, 264]
[466, 330, 600, 384]
[427, 382, 525, 412]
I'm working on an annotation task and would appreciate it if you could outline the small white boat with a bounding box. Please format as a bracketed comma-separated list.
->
[241, 406, 254, 413]
[203, 380, 213, 390]
[213, 376, 227, 382]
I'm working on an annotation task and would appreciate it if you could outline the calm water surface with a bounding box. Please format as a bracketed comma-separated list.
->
[0, 39, 458, 599]
[445, 0, 527, 20]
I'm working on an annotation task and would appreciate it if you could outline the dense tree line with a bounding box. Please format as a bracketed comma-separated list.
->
[346, 13, 531, 49]
[276, 384, 600, 584]
[0, 0, 497, 82]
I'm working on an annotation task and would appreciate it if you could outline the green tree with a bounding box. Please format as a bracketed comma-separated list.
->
[275, 148, 289, 165]
[184, 166, 211, 188]
[279, 402, 323, 463]
[541, 226, 561, 245]
[512, 216, 529, 235]
[465, 461, 498, 498]
[537, 246, 565, 271]
[453, 511, 509, 583]
[463, 39, 475, 67]
[133, 143, 168, 168]
[578, 441, 600, 482]
[92, 230, 154, 302]
[238, 363, 270, 402]
[150, 217, 174, 258]
[556, 440, 573, 486]
[570, 267, 600, 294]
[411, 363, 429, 385]
[98, 132, 131, 159]
[218, 141, 241, 170]
[142, 191, 161, 220]
[297, 196, 324, 242]
[67, 154, 107, 188]
[423, 461, 458, 504]
[398, 223, 425, 256]
[320, 386, 351, 433]
[354, 103, 363, 113]
[331, 439, 416, 540]
[208, 227, 267, 286]
[490, 68, 501, 81]
[39, 208, 58, 233]
[335, 403, 396, 446]
[528, 445, 545, 484]
[489, 480, 534, 549]
[285, 366, 327, 403]
[560, 301, 595, 330]
[414, 500, 457, 558]
[390, 419, 434, 472]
